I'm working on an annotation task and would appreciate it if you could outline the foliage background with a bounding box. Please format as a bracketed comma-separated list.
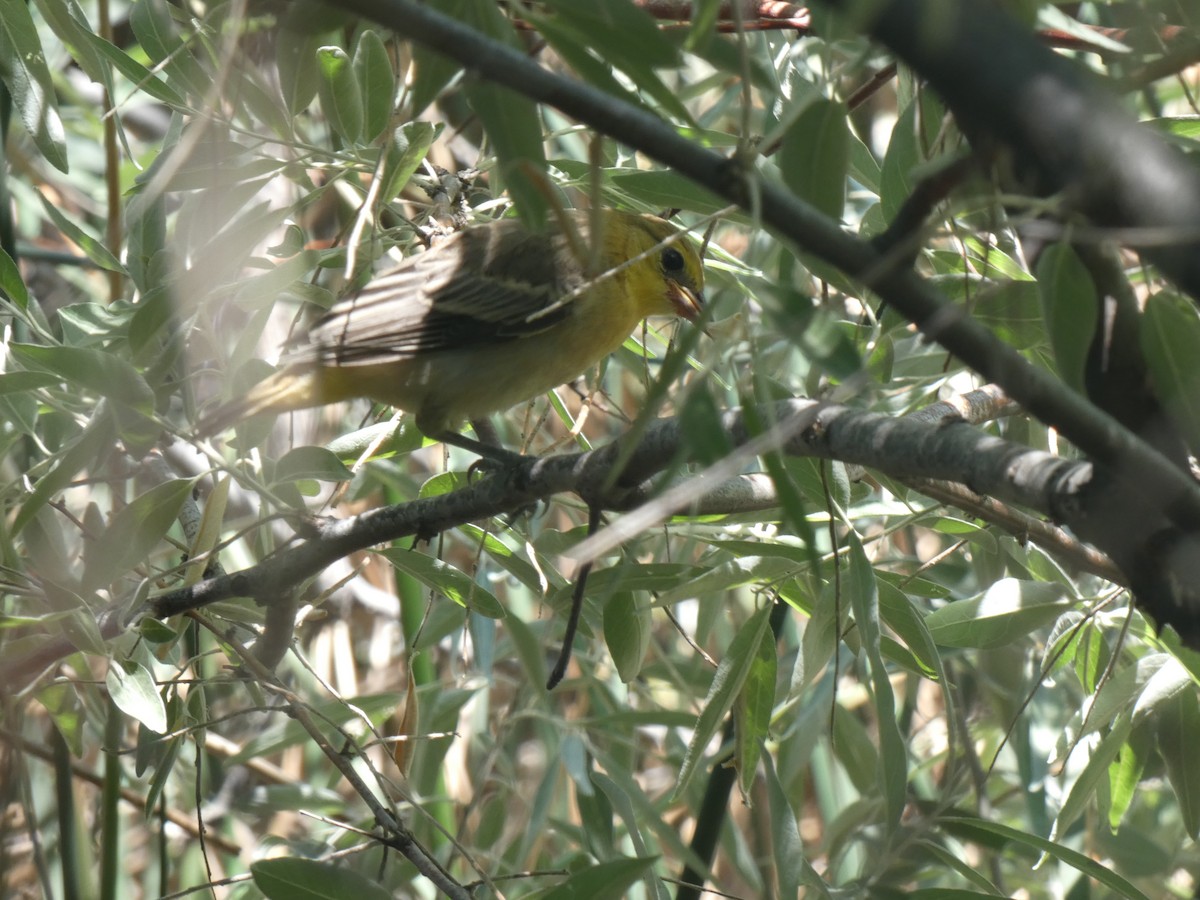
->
[2, 0, 1200, 898]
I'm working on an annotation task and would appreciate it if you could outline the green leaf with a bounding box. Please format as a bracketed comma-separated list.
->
[941, 817, 1151, 900]
[608, 168, 729, 216]
[0, 246, 30, 309]
[603, 592, 651, 683]
[229, 694, 399, 764]
[1036, 243, 1098, 393]
[846, 532, 906, 829]
[1109, 720, 1153, 830]
[130, 0, 182, 65]
[14, 410, 115, 534]
[276, 19, 327, 117]
[532, 0, 691, 124]
[466, 79, 548, 228]
[880, 100, 919, 223]
[779, 98, 849, 220]
[32, 0, 107, 86]
[380, 121, 438, 203]
[36, 191, 125, 273]
[925, 579, 1072, 649]
[106, 659, 168, 734]
[273, 446, 355, 484]
[541, 856, 658, 900]
[1050, 713, 1131, 842]
[735, 619, 777, 796]
[0, 0, 68, 171]
[38, 682, 86, 756]
[352, 29, 395, 141]
[83, 478, 195, 590]
[674, 602, 772, 798]
[379, 548, 505, 618]
[1158, 684, 1200, 839]
[1142, 290, 1200, 450]
[317, 45, 363, 144]
[77, 28, 185, 106]
[539, 0, 679, 69]
[252, 858, 391, 900]
[11, 343, 154, 411]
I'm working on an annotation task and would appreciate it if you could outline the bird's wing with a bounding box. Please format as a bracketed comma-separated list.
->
[299, 225, 586, 367]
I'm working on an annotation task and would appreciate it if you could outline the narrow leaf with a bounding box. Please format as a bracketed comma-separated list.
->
[1036, 243, 1098, 393]
[317, 45, 363, 144]
[252, 858, 391, 900]
[106, 659, 167, 734]
[674, 603, 772, 798]
[380, 548, 505, 618]
[541, 856, 658, 900]
[779, 98, 850, 220]
[1142, 290, 1200, 450]
[0, 0, 68, 170]
[83, 478, 196, 590]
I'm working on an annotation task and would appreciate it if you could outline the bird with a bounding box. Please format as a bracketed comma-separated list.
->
[200, 208, 706, 458]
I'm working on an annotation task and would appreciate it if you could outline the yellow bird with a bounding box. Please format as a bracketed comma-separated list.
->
[203, 209, 705, 456]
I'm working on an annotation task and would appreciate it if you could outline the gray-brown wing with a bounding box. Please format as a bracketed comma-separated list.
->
[298, 224, 585, 367]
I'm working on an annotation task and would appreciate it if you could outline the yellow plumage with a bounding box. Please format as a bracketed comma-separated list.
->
[203, 209, 705, 450]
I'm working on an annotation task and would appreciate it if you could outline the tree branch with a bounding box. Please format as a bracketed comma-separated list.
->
[2, 398, 1121, 690]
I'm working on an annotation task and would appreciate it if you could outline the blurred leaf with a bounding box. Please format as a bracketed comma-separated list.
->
[779, 98, 849, 220]
[229, 694, 399, 763]
[1109, 720, 1154, 830]
[38, 682, 85, 756]
[36, 191, 125, 273]
[603, 591, 651, 683]
[273, 446, 355, 484]
[78, 28, 185, 106]
[11, 343, 154, 410]
[925, 579, 1072, 649]
[380, 121, 438, 202]
[32, 0, 107, 85]
[608, 168, 729, 215]
[0, 0, 68, 171]
[846, 532, 906, 829]
[675, 602, 772, 798]
[83, 478, 195, 590]
[277, 18, 327, 116]
[880, 100, 919, 223]
[0, 246, 29, 309]
[466, 80, 548, 228]
[130, 0, 181, 64]
[1158, 685, 1200, 839]
[533, 0, 691, 123]
[1050, 713, 1131, 842]
[541, 856, 658, 900]
[735, 617, 777, 797]
[1143, 291, 1200, 450]
[14, 412, 115, 534]
[379, 548, 505, 618]
[253, 858, 391, 900]
[1036, 243, 1098, 393]
[942, 818, 1150, 900]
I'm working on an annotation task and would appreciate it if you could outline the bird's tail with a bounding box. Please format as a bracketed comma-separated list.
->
[195, 366, 323, 437]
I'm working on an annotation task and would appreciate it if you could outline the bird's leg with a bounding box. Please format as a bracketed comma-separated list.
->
[469, 418, 502, 448]
[437, 419, 527, 469]
[546, 503, 603, 689]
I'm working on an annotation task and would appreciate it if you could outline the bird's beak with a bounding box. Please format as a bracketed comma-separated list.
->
[668, 281, 704, 322]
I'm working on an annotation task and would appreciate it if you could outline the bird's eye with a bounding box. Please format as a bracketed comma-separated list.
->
[662, 247, 685, 273]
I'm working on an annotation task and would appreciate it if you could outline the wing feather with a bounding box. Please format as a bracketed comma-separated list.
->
[297, 221, 587, 368]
